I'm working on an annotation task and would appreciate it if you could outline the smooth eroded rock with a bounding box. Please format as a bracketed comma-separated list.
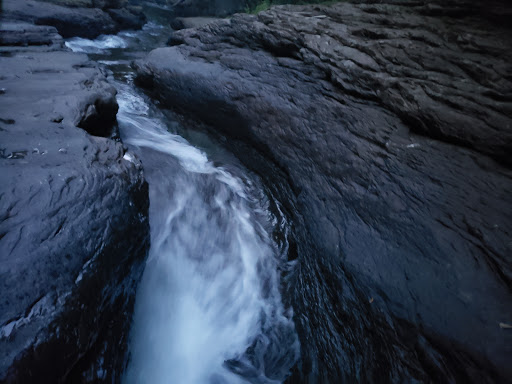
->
[0, 36, 150, 383]
[134, 3, 512, 383]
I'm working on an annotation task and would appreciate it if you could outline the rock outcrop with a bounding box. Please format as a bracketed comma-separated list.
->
[170, 0, 258, 17]
[169, 16, 220, 30]
[0, 22, 64, 47]
[134, 2, 512, 382]
[2, 0, 146, 39]
[0, 21, 150, 384]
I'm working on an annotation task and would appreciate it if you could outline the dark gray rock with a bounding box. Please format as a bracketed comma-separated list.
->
[107, 7, 147, 30]
[170, 16, 221, 30]
[134, 3, 512, 383]
[349, 0, 512, 28]
[0, 26, 150, 384]
[170, 0, 257, 17]
[2, 0, 146, 39]
[2, 0, 118, 38]
[0, 22, 63, 47]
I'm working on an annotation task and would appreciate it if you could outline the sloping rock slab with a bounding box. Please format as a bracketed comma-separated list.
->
[0, 48, 149, 382]
[134, 3, 512, 383]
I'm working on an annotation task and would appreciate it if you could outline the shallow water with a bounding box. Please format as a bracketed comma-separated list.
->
[66, 25, 299, 384]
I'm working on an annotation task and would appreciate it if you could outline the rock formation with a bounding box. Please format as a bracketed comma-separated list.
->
[170, 0, 258, 17]
[134, 2, 512, 382]
[2, 0, 146, 39]
[0, 17, 150, 384]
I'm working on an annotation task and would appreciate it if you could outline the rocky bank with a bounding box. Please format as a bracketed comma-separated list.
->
[170, 0, 255, 17]
[2, 0, 147, 39]
[134, 1, 512, 382]
[0, 15, 150, 384]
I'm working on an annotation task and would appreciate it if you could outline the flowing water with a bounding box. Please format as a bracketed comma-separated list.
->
[66, 23, 299, 384]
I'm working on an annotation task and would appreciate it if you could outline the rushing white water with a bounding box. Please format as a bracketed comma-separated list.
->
[118, 84, 298, 384]
[67, 30, 299, 384]
[65, 35, 127, 54]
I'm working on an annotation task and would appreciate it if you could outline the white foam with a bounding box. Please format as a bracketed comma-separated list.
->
[117, 84, 299, 383]
[123, 152, 136, 164]
[65, 35, 127, 54]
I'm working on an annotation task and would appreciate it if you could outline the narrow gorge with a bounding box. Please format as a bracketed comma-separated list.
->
[0, 0, 511, 383]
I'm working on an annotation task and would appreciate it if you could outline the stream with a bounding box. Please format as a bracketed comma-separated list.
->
[66, 22, 300, 384]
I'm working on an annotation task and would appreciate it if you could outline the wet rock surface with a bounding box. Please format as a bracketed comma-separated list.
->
[2, 0, 147, 39]
[134, 2, 512, 382]
[0, 19, 150, 384]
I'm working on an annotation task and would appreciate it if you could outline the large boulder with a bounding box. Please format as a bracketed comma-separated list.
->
[0, 27, 150, 383]
[107, 7, 147, 30]
[134, 2, 512, 383]
[2, 0, 146, 39]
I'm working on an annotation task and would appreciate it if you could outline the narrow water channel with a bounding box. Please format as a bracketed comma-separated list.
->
[66, 22, 299, 384]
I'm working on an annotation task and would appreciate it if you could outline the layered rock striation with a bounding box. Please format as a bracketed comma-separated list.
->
[134, 2, 512, 382]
